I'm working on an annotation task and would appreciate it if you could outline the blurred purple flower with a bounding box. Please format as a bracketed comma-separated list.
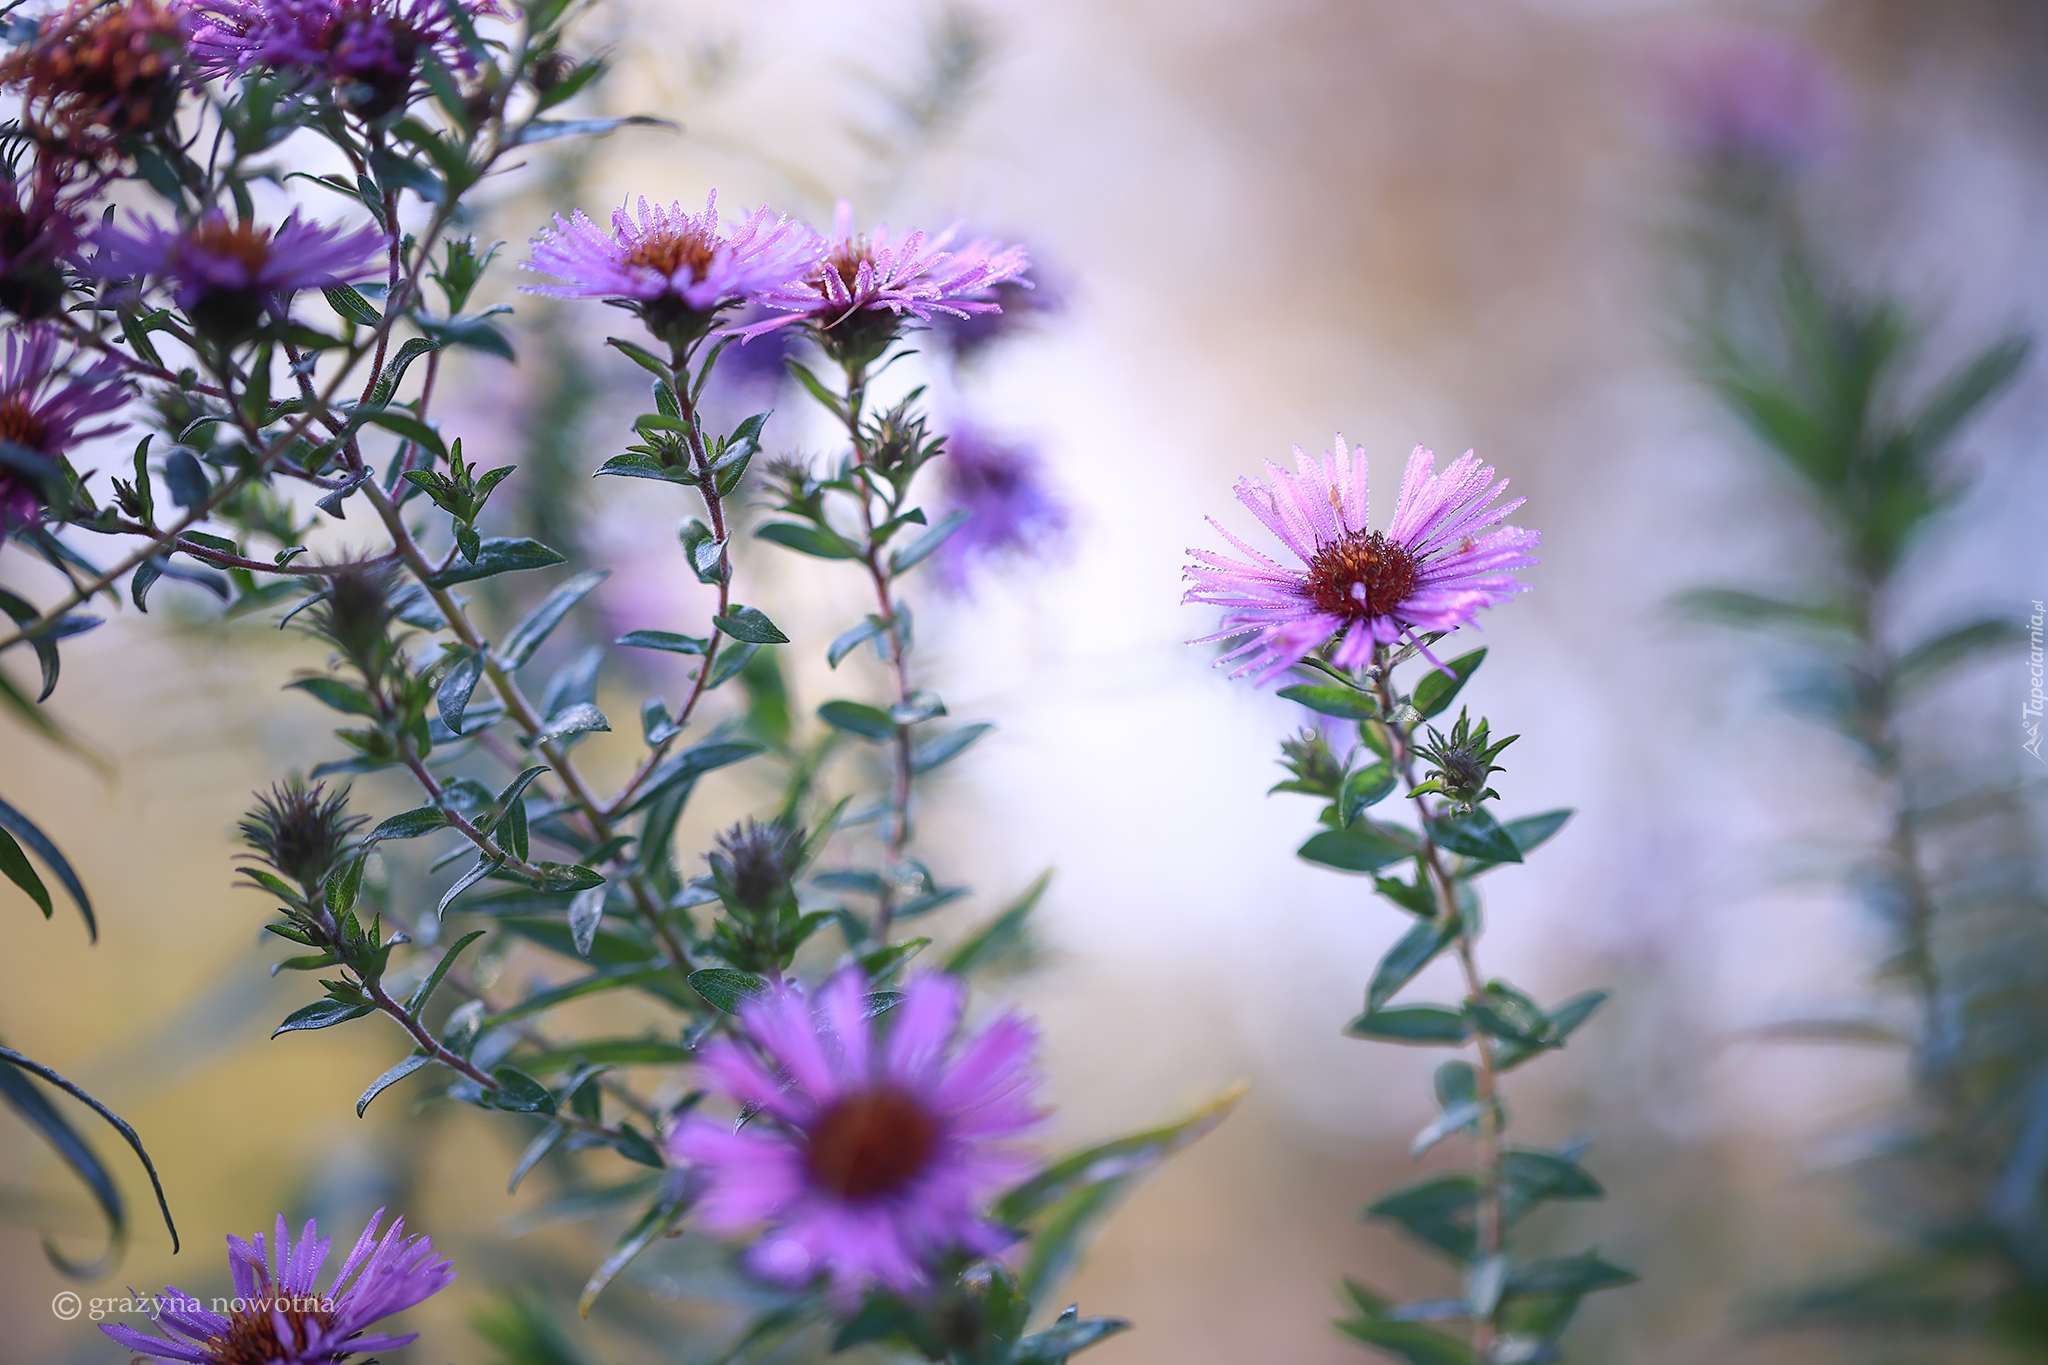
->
[930, 264, 1062, 364]
[521, 193, 822, 347]
[92, 210, 383, 334]
[667, 969, 1043, 1301]
[186, 0, 497, 114]
[726, 201, 1030, 350]
[100, 1209, 454, 1363]
[1, 322, 128, 529]
[1184, 440, 1539, 683]
[932, 424, 1070, 596]
[0, 170, 85, 320]
[1651, 28, 1836, 166]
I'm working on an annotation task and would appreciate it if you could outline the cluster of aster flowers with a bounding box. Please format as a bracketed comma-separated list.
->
[521, 192, 1031, 363]
[184, 0, 499, 116]
[0, 322, 129, 529]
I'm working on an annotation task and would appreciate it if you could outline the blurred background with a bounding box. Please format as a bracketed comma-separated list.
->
[3, 0, 2045, 1361]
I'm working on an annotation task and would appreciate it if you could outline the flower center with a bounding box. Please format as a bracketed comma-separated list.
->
[821, 240, 873, 297]
[1301, 529, 1421, 619]
[805, 1087, 941, 1202]
[185, 218, 276, 279]
[204, 1299, 332, 1365]
[0, 393, 51, 452]
[627, 223, 719, 284]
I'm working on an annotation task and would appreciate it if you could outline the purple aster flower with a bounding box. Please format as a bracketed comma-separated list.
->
[1650, 28, 1837, 167]
[1183, 440, 1539, 683]
[92, 210, 384, 339]
[99, 1208, 454, 1363]
[0, 322, 129, 530]
[185, 0, 496, 116]
[667, 969, 1043, 1301]
[519, 192, 822, 348]
[726, 201, 1030, 366]
[932, 424, 1070, 597]
[930, 256, 1063, 365]
[0, 169, 86, 320]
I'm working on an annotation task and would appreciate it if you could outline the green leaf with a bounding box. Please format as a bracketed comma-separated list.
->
[1300, 823, 1414, 874]
[285, 676, 376, 716]
[1893, 616, 2024, 692]
[888, 509, 969, 574]
[0, 796, 92, 938]
[355, 1052, 429, 1117]
[946, 870, 1051, 976]
[1014, 1314, 1132, 1363]
[437, 852, 502, 918]
[713, 605, 789, 644]
[515, 113, 673, 146]
[436, 651, 484, 735]
[484, 1066, 557, 1113]
[1502, 809, 1572, 859]
[1366, 1173, 1480, 1262]
[425, 538, 567, 588]
[403, 929, 486, 1013]
[0, 1059, 128, 1273]
[366, 806, 449, 842]
[1367, 918, 1458, 1014]
[1277, 684, 1380, 719]
[500, 569, 610, 668]
[1412, 648, 1485, 719]
[1499, 1147, 1603, 1219]
[1334, 1317, 1475, 1365]
[818, 700, 896, 740]
[272, 999, 374, 1036]
[689, 967, 770, 1013]
[912, 722, 992, 773]
[0, 825, 53, 920]
[1432, 808, 1520, 864]
[1000, 1083, 1246, 1308]
[535, 702, 610, 744]
[1346, 1004, 1470, 1046]
[323, 283, 381, 325]
[515, 1038, 692, 1072]
[616, 629, 706, 655]
[0, 1046, 179, 1253]
[757, 521, 860, 559]
[358, 407, 446, 457]
[1671, 587, 1854, 636]
[1505, 1250, 1637, 1299]
[1340, 763, 1396, 824]
[829, 616, 888, 668]
[578, 1182, 690, 1316]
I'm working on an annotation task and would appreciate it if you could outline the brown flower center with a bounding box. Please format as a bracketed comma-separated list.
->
[1302, 529, 1421, 619]
[1, 0, 182, 137]
[185, 218, 275, 278]
[627, 223, 718, 283]
[820, 239, 873, 298]
[204, 1299, 333, 1365]
[805, 1087, 941, 1202]
[0, 394, 51, 452]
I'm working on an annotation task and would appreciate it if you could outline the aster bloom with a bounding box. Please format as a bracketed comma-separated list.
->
[932, 425, 1071, 597]
[92, 210, 384, 338]
[1651, 28, 1836, 167]
[519, 192, 823, 347]
[0, 323, 129, 529]
[728, 201, 1030, 364]
[0, 0, 187, 145]
[185, 0, 497, 116]
[1183, 440, 1539, 683]
[100, 1209, 455, 1364]
[0, 170, 86, 320]
[668, 969, 1043, 1300]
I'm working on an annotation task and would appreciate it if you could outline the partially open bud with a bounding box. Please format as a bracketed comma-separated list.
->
[706, 818, 804, 915]
[239, 781, 366, 896]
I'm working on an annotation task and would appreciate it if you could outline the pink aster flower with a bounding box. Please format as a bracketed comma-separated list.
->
[1184, 439, 1539, 683]
[726, 202, 1030, 363]
[91, 210, 383, 337]
[932, 424, 1071, 598]
[519, 192, 822, 346]
[100, 1208, 454, 1363]
[1, 322, 129, 529]
[1650, 27, 1837, 167]
[185, 0, 498, 116]
[668, 969, 1043, 1301]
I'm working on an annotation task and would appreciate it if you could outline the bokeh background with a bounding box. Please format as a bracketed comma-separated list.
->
[4, 0, 2045, 1361]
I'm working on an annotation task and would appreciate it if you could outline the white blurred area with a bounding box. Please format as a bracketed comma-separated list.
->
[4, 1, 2045, 1362]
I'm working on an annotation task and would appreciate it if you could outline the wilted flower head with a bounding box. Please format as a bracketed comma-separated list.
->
[520, 192, 823, 348]
[1184, 440, 1539, 683]
[0, 322, 128, 530]
[706, 817, 804, 914]
[728, 201, 1030, 367]
[931, 425, 1070, 597]
[240, 780, 365, 894]
[1651, 27, 1836, 167]
[186, 0, 496, 116]
[0, 168, 86, 319]
[668, 970, 1042, 1301]
[0, 0, 187, 146]
[101, 1209, 454, 1364]
[92, 209, 384, 339]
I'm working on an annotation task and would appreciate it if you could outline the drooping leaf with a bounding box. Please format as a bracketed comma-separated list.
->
[500, 569, 610, 668]
[0, 795, 93, 938]
[355, 1052, 429, 1118]
[0, 1046, 179, 1253]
